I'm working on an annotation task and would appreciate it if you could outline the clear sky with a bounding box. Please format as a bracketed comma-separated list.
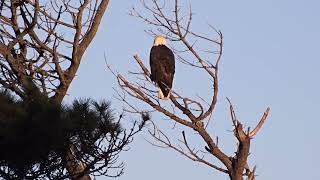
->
[64, 0, 320, 179]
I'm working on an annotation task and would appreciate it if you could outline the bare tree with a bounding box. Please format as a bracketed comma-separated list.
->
[111, 0, 270, 180]
[0, 0, 109, 102]
[0, 0, 147, 179]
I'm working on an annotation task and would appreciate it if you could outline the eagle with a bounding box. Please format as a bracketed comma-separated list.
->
[150, 36, 175, 100]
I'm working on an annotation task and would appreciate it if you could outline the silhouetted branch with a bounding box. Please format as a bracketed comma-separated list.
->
[0, 0, 110, 103]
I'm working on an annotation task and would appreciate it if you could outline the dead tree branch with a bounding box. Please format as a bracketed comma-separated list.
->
[0, 0, 110, 103]
[110, 0, 270, 180]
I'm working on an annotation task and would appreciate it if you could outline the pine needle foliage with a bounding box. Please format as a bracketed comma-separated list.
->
[0, 90, 145, 179]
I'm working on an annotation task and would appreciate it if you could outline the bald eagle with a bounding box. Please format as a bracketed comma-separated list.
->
[150, 36, 175, 100]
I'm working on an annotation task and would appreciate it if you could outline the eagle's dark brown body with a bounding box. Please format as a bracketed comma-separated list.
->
[150, 44, 175, 100]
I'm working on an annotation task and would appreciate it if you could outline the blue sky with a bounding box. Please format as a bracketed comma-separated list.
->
[65, 0, 320, 179]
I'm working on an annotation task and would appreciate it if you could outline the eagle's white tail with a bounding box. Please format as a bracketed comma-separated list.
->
[158, 87, 170, 100]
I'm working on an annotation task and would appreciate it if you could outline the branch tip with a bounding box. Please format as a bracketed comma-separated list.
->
[249, 107, 270, 138]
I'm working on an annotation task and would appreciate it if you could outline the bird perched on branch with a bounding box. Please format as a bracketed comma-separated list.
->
[149, 36, 175, 100]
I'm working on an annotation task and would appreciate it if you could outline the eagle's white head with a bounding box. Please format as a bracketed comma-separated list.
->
[153, 36, 167, 46]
